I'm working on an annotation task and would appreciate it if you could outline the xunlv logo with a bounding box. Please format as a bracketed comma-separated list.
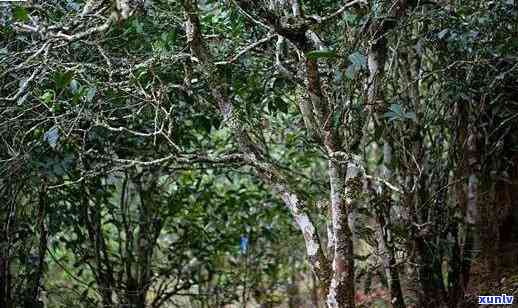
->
[479, 294, 514, 305]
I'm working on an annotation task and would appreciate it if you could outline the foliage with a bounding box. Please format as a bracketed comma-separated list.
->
[1, 0, 518, 307]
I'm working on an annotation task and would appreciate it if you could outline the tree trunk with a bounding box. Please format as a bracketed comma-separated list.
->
[447, 101, 474, 307]
[0, 183, 13, 308]
[367, 21, 406, 308]
[80, 182, 115, 307]
[414, 238, 447, 308]
[326, 160, 356, 308]
[280, 189, 332, 299]
[312, 273, 321, 308]
[374, 142, 406, 308]
[0, 256, 7, 308]
[411, 181, 447, 308]
[23, 182, 48, 308]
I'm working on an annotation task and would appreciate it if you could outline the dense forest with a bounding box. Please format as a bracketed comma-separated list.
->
[1, 0, 518, 307]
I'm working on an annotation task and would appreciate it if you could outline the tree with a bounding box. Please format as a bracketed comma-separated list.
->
[1, 0, 518, 307]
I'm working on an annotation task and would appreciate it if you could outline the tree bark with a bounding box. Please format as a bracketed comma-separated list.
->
[280, 188, 332, 297]
[80, 182, 115, 306]
[0, 183, 13, 308]
[326, 160, 356, 308]
[24, 182, 48, 308]
[374, 144, 405, 308]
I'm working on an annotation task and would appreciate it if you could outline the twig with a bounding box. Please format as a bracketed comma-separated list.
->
[107, 153, 247, 167]
[2, 66, 43, 103]
[215, 34, 276, 65]
[53, 15, 115, 41]
[364, 175, 402, 193]
[230, 0, 273, 31]
[317, 0, 368, 23]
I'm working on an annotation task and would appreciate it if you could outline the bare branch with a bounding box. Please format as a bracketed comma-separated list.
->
[314, 0, 367, 23]
[215, 34, 276, 65]
[229, 0, 273, 31]
[2, 66, 43, 103]
[106, 153, 247, 167]
[52, 15, 115, 41]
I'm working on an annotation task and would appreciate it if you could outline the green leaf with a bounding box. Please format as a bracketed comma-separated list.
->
[388, 104, 402, 114]
[43, 126, 60, 148]
[343, 12, 358, 24]
[306, 50, 337, 60]
[348, 51, 367, 68]
[383, 104, 416, 122]
[383, 111, 398, 122]
[85, 87, 96, 102]
[69, 79, 80, 94]
[132, 19, 144, 34]
[13, 7, 30, 23]
[54, 71, 74, 91]
[160, 32, 168, 42]
[404, 111, 417, 122]
[334, 70, 343, 82]
[40, 90, 55, 103]
[345, 51, 367, 78]
[345, 65, 357, 79]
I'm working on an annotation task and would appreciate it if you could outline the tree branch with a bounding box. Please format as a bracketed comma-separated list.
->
[278, 186, 331, 292]
[215, 34, 276, 65]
